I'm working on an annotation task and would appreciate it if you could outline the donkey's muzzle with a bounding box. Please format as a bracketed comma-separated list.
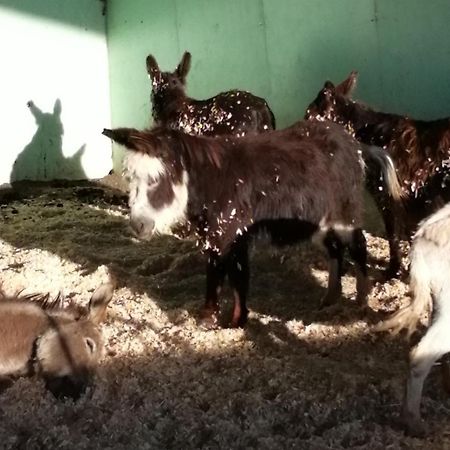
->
[45, 373, 92, 401]
[130, 216, 155, 240]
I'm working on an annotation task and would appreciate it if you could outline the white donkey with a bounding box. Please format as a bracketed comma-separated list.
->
[376, 202, 450, 436]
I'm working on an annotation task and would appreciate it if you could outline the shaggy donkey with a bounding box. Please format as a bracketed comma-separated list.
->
[103, 121, 401, 328]
[147, 52, 275, 136]
[375, 203, 450, 436]
[305, 72, 450, 278]
[0, 283, 114, 399]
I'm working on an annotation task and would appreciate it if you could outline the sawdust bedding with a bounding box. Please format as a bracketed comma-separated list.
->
[0, 179, 449, 450]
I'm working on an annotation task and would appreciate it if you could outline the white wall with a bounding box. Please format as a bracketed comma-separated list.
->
[0, 2, 111, 184]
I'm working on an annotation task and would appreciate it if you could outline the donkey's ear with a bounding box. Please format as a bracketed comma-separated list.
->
[146, 54, 160, 79]
[102, 128, 141, 150]
[323, 81, 335, 91]
[175, 52, 191, 83]
[335, 71, 358, 97]
[87, 283, 114, 324]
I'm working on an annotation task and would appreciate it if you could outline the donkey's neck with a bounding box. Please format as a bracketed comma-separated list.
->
[172, 133, 250, 252]
[343, 101, 403, 146]
[152, 90, 189, 124]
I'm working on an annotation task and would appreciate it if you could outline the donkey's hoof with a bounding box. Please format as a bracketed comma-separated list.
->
[383, 264, 402, 281]
[198, 310, 219, 330]
[229, 310, 249, 329]
[319, 293, 340, 309]
[401, 413, 427, 437]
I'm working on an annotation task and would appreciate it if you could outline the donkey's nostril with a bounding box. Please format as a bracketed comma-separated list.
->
[130, 218, 144, 234]
[130, 217, 155, 238]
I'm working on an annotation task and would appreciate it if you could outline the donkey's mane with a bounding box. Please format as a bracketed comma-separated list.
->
[0, 288, 66, 311]
[150, 126, 227, 169]
[337, 92, 450, 167]
[338, 93, 404, 124]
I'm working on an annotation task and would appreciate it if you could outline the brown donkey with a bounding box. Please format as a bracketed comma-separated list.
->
[103, 121, 402, 328]
[147, 52, 275, 136]
[305, 72, 450, 278]
[0, 283, 114, 399]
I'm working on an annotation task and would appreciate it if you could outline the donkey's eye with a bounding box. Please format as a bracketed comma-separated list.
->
[85, 337, 96, 354]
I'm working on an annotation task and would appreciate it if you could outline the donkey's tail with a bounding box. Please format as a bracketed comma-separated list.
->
[360, 145, 404, 201]
[374, 239, 431, 337]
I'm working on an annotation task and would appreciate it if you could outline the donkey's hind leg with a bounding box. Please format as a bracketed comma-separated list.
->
[320, 230, 345, 308]
[226, 238, 250, 328]
[348, 228, 369, 306]
[200, 251, 226, 329]
[402, 313, 450, 436]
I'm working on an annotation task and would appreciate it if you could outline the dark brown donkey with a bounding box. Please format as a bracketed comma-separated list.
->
[146, 52, 275, 136]
[103, 121, 402, 328]
[0, 283, 114, 399]
[305, 72, 450, 278]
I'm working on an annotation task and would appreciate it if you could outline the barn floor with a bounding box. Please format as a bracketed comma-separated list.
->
[1, 178, 450, 449]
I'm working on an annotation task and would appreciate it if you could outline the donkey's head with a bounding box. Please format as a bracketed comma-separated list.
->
[103, 127, 189, 240]
[146, 52, 191, 101]
[37, 283, 114, 399]
[304, 71, 358, 123]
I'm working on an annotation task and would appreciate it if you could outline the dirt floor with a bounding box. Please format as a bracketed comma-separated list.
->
[1, 177, 450, 449]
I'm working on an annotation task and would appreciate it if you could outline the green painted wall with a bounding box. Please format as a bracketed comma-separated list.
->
[106, 0, 450, 170]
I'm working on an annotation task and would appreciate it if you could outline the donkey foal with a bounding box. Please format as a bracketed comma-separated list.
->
[0, 283, 114, 399]
[375, 203, 450, 436]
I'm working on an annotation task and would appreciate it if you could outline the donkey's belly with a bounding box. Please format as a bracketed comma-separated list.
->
[251, 219, 319, 246]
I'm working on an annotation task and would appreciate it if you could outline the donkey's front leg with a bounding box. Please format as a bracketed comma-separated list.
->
[380, 203, 402, 279]
[348, 228, 369, 306]
[320, 231, 344, 308]
[227, 238, 250, 328]
[199, 251, 226, 329]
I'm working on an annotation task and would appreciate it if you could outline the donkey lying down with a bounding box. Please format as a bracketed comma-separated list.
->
[0, 283, 114, 399]
[376, 203, 450, 436]
[104, 121, 402, 328]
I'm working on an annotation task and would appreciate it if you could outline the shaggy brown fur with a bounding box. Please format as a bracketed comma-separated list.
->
[104, 121, 401, 328]
[305, 71, 450, 277]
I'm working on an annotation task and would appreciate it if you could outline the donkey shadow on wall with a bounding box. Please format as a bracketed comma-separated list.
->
[10, 99, 86, 183]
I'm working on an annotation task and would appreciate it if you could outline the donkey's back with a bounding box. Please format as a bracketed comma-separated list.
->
[0, 301, 50, 377]
[187, 90, 275, 136]
[233, 120, 366, 227]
